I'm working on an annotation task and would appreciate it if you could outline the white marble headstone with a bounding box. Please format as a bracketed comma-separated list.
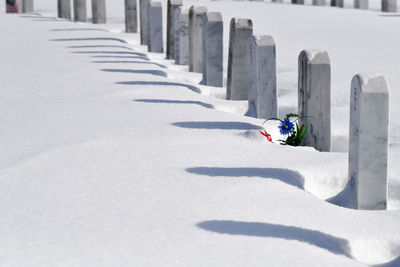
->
[354, 0, 368, 9]
[189, 6, 207, 73]
[58, 0, 71, 19]
[226, 18, 253, 100]
[175, 7, 189, 65]
[147, 1, 163, 53]
[74, 0, 87, 22]
[202, 12, 223, 87]
[349, 73, 389, 210]
[298, 49, 331, 152]
[139, 0, 149, 45]
[91, 0, 106, 24]
[248, 35, 277, 119]
[312, 0, 326, 5]
[125, 0, 138, 33]
[23, 0, 34, 13]
[382, 0, 397, 12]
[167, 0, 182, 59]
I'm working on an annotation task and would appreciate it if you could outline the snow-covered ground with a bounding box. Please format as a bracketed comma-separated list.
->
[1, 0, 400, 266]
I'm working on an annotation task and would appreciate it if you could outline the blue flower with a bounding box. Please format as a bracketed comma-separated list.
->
[278, 119, 294, 135]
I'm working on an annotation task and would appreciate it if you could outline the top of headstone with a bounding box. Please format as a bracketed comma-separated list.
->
[231, 18, 253, 29]
[206, 12, 223, 22]
[299, 49, 330, 65]
[149, 1, 162, 7]
[168, 0, 183, 6]
[352, 73, 389, 94]
[190, 6, 208, 14]
[176, 6, 189, 15]
[251, 35, 275, 46]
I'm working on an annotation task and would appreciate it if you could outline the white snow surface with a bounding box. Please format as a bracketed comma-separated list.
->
[1, 0, 400, 266]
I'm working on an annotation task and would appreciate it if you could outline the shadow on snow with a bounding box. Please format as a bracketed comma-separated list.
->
[186, 167, 304, 189]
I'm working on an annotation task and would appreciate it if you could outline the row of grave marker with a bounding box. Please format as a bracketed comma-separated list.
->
[50, 0, 390, 210]
[7, 0, 398, 15]
[290, 0, 396, 12]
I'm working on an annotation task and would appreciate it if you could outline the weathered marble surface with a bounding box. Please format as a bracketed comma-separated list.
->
[58, 0, 71, 19]
[175, 7, 189, 65]
[271, 0, 283, 2]
[248, 35, 277, 119]
[349, 74, 389, 210]
[354, 0, 368, 9]
[125, 0, 137, 33]
[331, 0, 344, 6]
[226, 18, 253, 100]
[202, 12, 223, 87]
[91, 0, 106, 24]
[298, 49, 331, 152]
[74, 0, 87, 22]
[147, 1, 163, 53]
[189, 6, 207, 73]
[382, 0, 397, 12]
[312, 0, 326, 5]
[140, 0, 149, 45]
[167, 0, 182, 59]
[23, 0, 34, 13]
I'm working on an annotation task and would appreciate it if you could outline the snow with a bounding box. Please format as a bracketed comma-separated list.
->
[1, 0, 400, 266]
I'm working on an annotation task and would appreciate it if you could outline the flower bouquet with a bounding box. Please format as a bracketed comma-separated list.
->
[259, 113, 310, 147]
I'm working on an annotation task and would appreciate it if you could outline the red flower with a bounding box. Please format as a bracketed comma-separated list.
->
[259, 130, 272, 142]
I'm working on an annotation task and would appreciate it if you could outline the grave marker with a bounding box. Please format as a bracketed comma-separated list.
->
[91, 0, 106, 24]
[298, 49, 331, 152]
[74, 0, 87, 22]
[248, 35, 277, 119]
[125, 0, 138, 33]
[349, 73, 389, 210]
[175, 7, 189, 65]
[58, 0, 71, 19]
[354, 0, 368, 9]
[147, 1, 163, 53]
[382, 0, 396, 12]
[167, 0, 183, 59]
[23, 0, 33, 13]
[227, 18, 253, 100]
[202, 12, 223, 87]
[330, 0, 344, 7]
[140, 0, 149, 45]
[189, 6, 207, 73]
[312, 0, 326, 5]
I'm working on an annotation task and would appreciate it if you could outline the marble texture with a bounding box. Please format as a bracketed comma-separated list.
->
[292, 0, 304, 4]
[167, 0, 182, 59]
[58, 0, 71, 19]
[226, 18, 253, 100]
[23, 0, 34, 13]
[74, 0, 87, 22]
[175, 7, 189, 65]
[354, 0, 368, 9]
[248, 35, 277, 119]
[382, 0, 397, 12]
[140, 0, 149, 45]
[298, 49, 331, 152]
[312, 0, 326, 5]
[125, 0, 137, 33]
[349, 74, 389, 210]
[202, 12, 223, 87]
[330, 0, 344, 7]
[189, 6, 207, 73]
[147, 1, 163, 53]
[91, 0, 106, 24]
[271, 0, 283, 2]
